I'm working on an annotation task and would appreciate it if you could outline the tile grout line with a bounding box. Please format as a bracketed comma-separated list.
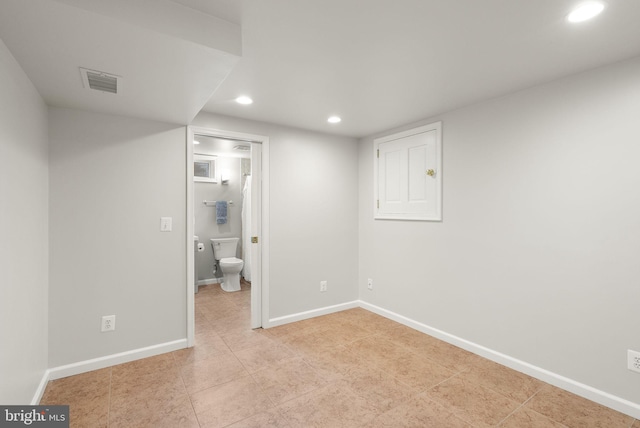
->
[245, 368, 275, 402]
[106, 367, 112, 428]
[493, 386, 551, 427]
[340, 333, 472, 423]
[244, 365, 292, 423]
[172, 344, 206, 427]
[67, 294, 632, 428]
[212, 296, 293, 424]
[241, 332, 352, 423]
[444, 366, 549, 421]
[366, 326, 567, 426]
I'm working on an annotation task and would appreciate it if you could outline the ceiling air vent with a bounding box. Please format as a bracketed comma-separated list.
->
[80, 67, 121, 94]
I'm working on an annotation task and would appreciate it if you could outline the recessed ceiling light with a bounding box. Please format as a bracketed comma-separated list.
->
[567, 2, 605, 23]
[235, 96, 253, 105]
[193, 140, 201, 145]
[327, 116, 341, 124]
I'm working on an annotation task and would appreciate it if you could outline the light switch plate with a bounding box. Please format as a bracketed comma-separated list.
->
[160, 217, 172, 232]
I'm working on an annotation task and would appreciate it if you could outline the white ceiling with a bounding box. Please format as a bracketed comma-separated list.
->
[193, 134, 251, 158]
[0, 0, 241, 125]
[172, 0, 243, 25]
[2, 1, 640, 137]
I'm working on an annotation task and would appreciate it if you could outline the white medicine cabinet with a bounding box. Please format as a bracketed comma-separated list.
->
[374, 122, 442, 221]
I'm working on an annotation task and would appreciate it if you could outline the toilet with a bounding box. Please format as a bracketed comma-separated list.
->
[210, 237, 244, 292]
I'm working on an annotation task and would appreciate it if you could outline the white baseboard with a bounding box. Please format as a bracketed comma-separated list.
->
[47, 339, 188, 381]
[359, 300, 640, 420]
[197, 278, 220, 286]
[31, 369, 51, 405]
[34, 301, 640, 419]
[265, 300, 360, 329]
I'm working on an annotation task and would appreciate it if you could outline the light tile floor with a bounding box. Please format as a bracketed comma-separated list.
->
[41, 281, 638, 427]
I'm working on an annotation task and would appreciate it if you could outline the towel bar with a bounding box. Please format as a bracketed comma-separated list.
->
[203, 200, 234, 207]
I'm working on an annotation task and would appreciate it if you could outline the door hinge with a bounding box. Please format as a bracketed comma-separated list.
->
[377, 200, 379, 209]
[251, 236, 258, 244]
[377, 149, 379, 158]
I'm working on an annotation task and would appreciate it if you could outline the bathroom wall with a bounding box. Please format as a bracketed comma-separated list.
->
[48, 107, 187, 367]
[194, 156, 244, 282]
[358, 55, 640, 407]
[191, 113, 359, 319]
[0, 39, 49, 404]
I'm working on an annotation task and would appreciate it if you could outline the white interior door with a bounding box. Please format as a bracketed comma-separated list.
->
[250, 142, 262, 328]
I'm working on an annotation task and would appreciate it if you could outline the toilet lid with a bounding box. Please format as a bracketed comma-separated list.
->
[220, 257, 243, 267]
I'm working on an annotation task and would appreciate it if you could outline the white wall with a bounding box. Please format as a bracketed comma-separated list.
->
[48, 107, 187, 367]
[359, 56, 640, 406]
[192, 113, 359, 319]
[0, 39, 49, 403]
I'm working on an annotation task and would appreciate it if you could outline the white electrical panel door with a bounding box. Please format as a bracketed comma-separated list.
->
[375, 122, 442, 221]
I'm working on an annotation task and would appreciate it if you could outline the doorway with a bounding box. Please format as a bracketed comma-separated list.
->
[186, 127, 269, 346]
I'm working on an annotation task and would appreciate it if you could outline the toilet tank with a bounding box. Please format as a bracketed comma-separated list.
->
[211, 237, 238, 259]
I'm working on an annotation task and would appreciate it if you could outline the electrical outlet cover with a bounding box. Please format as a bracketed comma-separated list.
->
[629, 350, 640, 373]
[627, 349, 640, 373]
[101, 315, 116, 332]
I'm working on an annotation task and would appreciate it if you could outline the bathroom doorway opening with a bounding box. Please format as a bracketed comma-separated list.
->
[186, 127, 269, 346]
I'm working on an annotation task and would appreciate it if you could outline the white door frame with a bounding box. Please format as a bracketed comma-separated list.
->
[186, 126, 270, 346]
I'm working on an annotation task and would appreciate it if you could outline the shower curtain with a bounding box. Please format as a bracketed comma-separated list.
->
[241, 175, 252, 282]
